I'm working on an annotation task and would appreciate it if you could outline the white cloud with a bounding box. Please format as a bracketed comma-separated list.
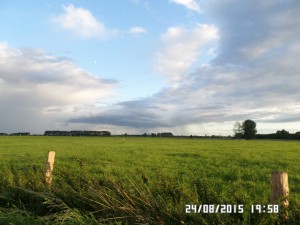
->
[155, 24, 218, 82]
[129, 26, 147, 34]
[52, 4, 117, 39]
[0, 43, 117, 133]
[170, 0, 201, 13]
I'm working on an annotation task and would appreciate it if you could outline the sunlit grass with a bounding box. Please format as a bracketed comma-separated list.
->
[0, 136, 299, 224]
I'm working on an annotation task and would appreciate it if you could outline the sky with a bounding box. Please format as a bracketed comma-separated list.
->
[1, 0, 300, 135]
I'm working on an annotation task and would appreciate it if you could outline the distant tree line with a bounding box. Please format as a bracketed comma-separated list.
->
[255, 129, 300, 140]
[233, 120, 300, 140]
[1, 127, 299, 140]
[0, 132, 30, 136]
[122, 132, 174, 137]
[150, 132, 173, 137]
[44, 130, 111, 136]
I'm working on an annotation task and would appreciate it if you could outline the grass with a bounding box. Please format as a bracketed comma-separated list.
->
[0, 136, 299, 224]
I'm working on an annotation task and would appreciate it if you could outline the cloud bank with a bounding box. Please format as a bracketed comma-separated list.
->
[70, 0, 300, 134]
[0, 43, 117, 133]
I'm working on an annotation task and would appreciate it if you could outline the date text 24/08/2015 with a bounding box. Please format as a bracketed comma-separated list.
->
[185, 204, 279, 214]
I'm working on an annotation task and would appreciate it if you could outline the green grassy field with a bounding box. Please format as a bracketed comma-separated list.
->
[0, 136, 299, 224]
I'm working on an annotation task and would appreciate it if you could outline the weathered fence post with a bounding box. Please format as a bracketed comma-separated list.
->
[271, 171, 289, 225]
[45, 151, 56, 187]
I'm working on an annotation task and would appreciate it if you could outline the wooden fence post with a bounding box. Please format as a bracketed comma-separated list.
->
[271, 171, 289, 225]
[45, 151, 56, 187]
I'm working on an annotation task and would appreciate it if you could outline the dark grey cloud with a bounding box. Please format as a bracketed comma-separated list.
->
[263, 115, 300, 123]
[208, 0, 300, 65]
[69, 96, 171, 129]
[70, 110, 168, 128]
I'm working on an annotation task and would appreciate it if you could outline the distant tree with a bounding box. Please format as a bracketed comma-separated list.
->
[233, 121, 243, 139]
[276, 129, 290, 139]
[242, 119, 257, 140]
[151, 133, 157, 137]
[159, 132, 173, 137]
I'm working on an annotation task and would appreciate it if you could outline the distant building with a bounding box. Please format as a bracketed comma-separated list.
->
[44, 130, 111, 136]
[157, 132, 173, 137]
[10, 132, 30, 136]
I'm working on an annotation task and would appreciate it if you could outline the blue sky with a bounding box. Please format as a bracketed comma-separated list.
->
[1, 0, 300, 135]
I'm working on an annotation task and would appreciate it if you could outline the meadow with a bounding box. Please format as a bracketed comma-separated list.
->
[0, 136, 299, 224]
